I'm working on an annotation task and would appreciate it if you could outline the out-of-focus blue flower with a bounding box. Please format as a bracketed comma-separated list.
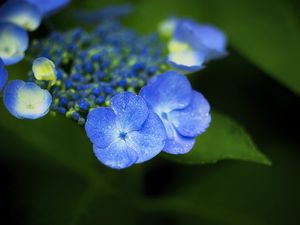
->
[159, 18, 227, 73]
[0, 22, 29, 65]
[3, 80, 52, 119]
[174, 20, 227, 61]
[74, 4, 133, 22]
[0, 1, 42, 31]
[140, 71, 211, 154]
[0, 58, 8, 92]
[85, 92, 166, 169]
[23, 0, 70, 16]
[32, 57, 57, 85]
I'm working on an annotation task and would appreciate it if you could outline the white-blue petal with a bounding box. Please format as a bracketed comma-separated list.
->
[0, 1, 42, 31]
[127, 111, 166, 163]
[169, 91, 211, 137]
[0, 22, 29, 65]
[0, 58, 8, 92]
[85, 107, 119, 149]
[3, 80, 52, 119]
[93, 140, 138, 169]
[110, 92, 149, 132]
[140, 71, 192, 113]
[168, 50, 205, 73]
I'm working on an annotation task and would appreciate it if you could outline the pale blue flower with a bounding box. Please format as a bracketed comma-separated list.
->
[174, 20, 227, 61]
[140, 71, 211, 154]
[3, 80, 52, 119]
[159, 18, 227, 73]
[0, 1, 42, 31]
[0, 22, 29, 65]
[85, 92, 166, 169]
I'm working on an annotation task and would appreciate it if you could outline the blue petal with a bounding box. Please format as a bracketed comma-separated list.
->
[23, 0, 70, 16]
[164, 133, 195, 154]
[93, 140, 138, 169]
[158, 113, 195, 154]
[0, 1, 42, 31]
[0, 58, 8, 92]
[110, 92, 149, 132]
[85, 107, 119, 148]
[196, 24, 227, 60]
[3, 80, 52, 119]
[0, 22, 29, 65]
[174, 20, 227, 60]
[140, 71, 192, 113]
[127, 111, 166, 163]
[173, 19, 203, 49]
[169, 91, 211, 137]
[168, 50, 205, 73]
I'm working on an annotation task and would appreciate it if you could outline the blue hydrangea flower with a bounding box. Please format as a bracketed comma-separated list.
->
[23, 0, 70, 16]
[0, 1, 42, 31]
[159, 18, 227, 73]
[140, 71, 211, 154]
[32, 57, 57, 85]
[0, 58, 8, 92]
[3, 80, 52, 119]
[85, 92, 166, 169]
[0, 22, 29, 65]
[173, 20, 227, 61]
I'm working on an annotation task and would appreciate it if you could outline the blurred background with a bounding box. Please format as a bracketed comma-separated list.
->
[0, 0, 300, 224]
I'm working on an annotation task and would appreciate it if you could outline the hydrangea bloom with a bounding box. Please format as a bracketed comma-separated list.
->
[32, 57, 57, 85]
[85, 92, 166, 169]
[159, 18, 227, 73]
[3, 80, 52, 119]
[0, 1, 42, 31]
[28, 20, 168, 124]
[23, 0, 71, 16]
[174, 20, 227, 61]
[0, 22, 29, 65]
[140, 71, 211, 154]
[0, 58, 8, 92]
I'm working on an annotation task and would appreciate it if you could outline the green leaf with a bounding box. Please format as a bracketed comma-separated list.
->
[167, 111, 271, 165]
[0, 104, 106, 184]
[129, 0, 300, 95]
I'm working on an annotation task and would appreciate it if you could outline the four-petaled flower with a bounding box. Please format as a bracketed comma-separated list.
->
[140, 71, 211, 154]
[4, 80, 52, 119]
[85, 92, 166, 169]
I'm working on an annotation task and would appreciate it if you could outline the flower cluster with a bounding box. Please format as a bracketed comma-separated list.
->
[0, 3, 227, 169]
[27, 20, 169, 124]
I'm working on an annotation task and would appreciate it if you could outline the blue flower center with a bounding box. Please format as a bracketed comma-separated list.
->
[119, 131, 127, 140]
[161, 112, 168, 120]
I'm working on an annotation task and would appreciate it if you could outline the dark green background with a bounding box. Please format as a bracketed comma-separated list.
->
[1, 0, 300, 224]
